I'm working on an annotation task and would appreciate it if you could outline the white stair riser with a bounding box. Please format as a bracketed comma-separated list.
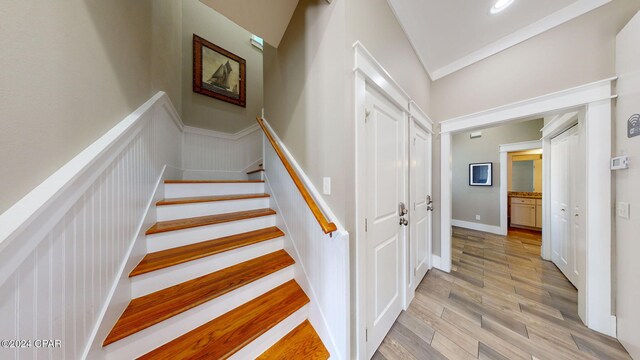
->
[164, 183, 265, 198]
[157, 198, 270, 221]
[229, 306, 309, 360]
[147, 215, 276, 252]
[103, 267, 295, 360]
[131, 238, 284, 297]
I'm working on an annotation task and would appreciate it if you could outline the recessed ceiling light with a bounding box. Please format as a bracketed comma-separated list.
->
[490, 0, 515, 14]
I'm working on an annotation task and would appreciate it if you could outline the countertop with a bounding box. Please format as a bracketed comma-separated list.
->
[508, 191, 542, 199]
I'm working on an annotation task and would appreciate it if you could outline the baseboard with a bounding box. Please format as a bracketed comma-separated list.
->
[431, 255, 442, 271]
[452, 219, 503, 235]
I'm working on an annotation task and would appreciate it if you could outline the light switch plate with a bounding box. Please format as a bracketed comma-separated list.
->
[617, 202, 630, 219]
[475, 215, 481, 220]
[323, 177, 331, 195]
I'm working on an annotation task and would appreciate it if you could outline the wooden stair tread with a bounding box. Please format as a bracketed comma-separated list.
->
[257, 320, 330, 360]
[146, 208, 276, 235]
[138, 280, 309, 360]
[103, 250, 294, 346]
[165, 180, 264, 184]
[156, 193, 270, 206]
[246, 169, 265, 175]
[130, 227, 285, 277]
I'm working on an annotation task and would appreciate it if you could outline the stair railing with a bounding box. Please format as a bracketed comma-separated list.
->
[256, 117, 337, 236]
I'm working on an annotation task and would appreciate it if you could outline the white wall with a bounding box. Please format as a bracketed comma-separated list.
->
[0, 93, 182, 360]
[452, 120, 543, 227]
[181, 0, 264, 133]
[0, 0, 154, 215]
[614, 10, 640, 359]
[182, 126, 263, 179]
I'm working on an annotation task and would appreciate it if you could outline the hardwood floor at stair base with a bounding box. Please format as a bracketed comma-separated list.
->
[104, 250, 294, 346]
[102, 267, 295, 360]
[146, 208, 276, 235]
[131, 227, 285, 276]
[138, 280, 310, 360]
[156, 197, 271, 221]
[375, 228, 631, 359]
[147, 215, 276, 253]
[131, 237, 285, 298]
[257, 320, 329, 360]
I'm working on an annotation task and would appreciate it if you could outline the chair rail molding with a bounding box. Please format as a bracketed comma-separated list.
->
[0, 92, 183, 359]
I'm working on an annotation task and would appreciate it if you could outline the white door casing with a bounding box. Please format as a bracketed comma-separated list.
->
[410, 120, 432, 290]
[364, 86, 406, 358]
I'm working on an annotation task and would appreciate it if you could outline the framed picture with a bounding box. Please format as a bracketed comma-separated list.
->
[469, 162, 493, 186]
[193, 34, 246, 107]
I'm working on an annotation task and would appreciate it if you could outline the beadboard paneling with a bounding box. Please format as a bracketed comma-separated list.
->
[182, 126, 262, 180]
[0, 93, 182, 360]
[263, 140, 349, 360]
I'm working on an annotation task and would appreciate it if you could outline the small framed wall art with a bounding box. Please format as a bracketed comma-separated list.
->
[469, 162, 493, 186]
[193, 34, 246, 107]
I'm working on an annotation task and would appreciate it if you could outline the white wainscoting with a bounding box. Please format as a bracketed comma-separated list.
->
[0, 92, 183, 360]
[182, 125, 262, 180]
[262, 133, 350, 360]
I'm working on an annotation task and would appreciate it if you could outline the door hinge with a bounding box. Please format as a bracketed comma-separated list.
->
[365, 218, 368, 232]
[366, 328, 368, 341]
[365, 108, 371, 123]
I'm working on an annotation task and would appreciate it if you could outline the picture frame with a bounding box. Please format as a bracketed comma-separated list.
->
[469, 162, 493, 186]
[193, 34, 246, 107]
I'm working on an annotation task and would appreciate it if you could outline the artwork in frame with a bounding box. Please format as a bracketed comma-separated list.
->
[193, 34, 246, 107]
[469, 162, 493, 186]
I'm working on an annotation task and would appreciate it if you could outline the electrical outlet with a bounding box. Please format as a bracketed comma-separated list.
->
[323, 177, 331, 195]
[476, 215, 481, 221]
[617, 202, 630, 219]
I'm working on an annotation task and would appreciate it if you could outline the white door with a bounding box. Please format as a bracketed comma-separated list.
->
[365, 86, 406, 358]
[410, 120, 432, 288]
[550, 125, 578, 286]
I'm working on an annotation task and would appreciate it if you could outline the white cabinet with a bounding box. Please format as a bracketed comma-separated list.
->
[536, 199, 542, 228]
[511, 197, 541, 228]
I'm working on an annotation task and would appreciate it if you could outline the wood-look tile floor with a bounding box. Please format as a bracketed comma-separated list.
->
[374, 227, 631, 360]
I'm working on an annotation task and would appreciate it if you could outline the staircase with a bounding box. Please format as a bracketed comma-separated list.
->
[102, 179, 330, 359]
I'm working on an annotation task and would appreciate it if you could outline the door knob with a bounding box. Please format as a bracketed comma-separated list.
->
[427, 205, 434, 212]
[399, 217, 408, 226]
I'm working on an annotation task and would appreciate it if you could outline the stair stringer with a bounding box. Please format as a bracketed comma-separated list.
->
[84, 164, 183, 360]
[263, 172, 346, 360]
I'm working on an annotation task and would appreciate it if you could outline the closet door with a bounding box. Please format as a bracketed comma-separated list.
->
[550, 125, 579, 286]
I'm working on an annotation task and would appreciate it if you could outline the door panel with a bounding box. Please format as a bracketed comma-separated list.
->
[550, 126, 578, 286]
[365, 87, 405, 358]
[410, 121, 432, 287]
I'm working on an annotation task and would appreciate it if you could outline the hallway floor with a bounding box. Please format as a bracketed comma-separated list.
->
[374, 227, 631, 360]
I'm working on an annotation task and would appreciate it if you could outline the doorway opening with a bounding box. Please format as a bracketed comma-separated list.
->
[439, 78, 616, 337]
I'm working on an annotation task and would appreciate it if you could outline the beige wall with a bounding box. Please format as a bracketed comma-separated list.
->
[152, 0, 183, 113]
[430, 0, 640, 256]
[181, 0, 264, 133]
[0, 0, 153, 215]
[452, 120, 543, 227]
[346, 0, 431, 112]
[431, 0, 640, 122]
[263, 0, 349, 223]
[614, 10, 640, 359]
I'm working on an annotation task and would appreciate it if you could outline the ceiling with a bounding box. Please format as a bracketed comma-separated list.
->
[387, 0, 611, 80]
[199, 0, 300, 47]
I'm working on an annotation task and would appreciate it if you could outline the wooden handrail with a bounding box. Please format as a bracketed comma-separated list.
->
[256, 117, 337, 235]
